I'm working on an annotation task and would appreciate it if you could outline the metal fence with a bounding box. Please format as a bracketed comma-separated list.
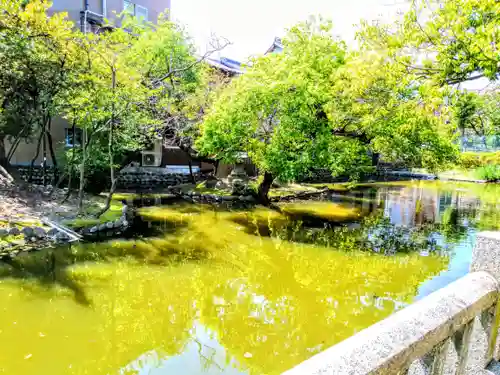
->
[460, 135, 500, 152]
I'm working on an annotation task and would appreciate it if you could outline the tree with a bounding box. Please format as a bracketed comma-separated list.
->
[0, 0, 80, 183]
[63, 18, 157, 213]
[451, 91, 500, 137]
[359, 0, 500, 86]
[128, 21, 231, 169]
[196, 21, 457, 204]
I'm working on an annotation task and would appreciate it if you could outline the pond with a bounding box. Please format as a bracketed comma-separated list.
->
[0, 181, 499, 375]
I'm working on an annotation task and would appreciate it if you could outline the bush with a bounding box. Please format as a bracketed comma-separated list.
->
[460, 152, 500, 169]
[475, 165, 500, 182]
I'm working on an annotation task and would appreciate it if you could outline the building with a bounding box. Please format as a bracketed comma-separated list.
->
[49, 0, 171, 32]
[205, 57, 244, 76]
[265, 37, 284, 54]
[8, 0, 171, 170]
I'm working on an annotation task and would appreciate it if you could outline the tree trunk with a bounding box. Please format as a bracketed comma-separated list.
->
[188, 160, 195, 183]
[97, 179, 117, 218]
[46, 117, 58, 184]
[257, 171, 274, 206]
[42, 119, 47, 186]
[100, 68, 117, 217]
[28, 128, 45, 183]
[371, 152, 380, 167]
[77, 129, 87, 214]
[0, 135, 14, 183]
[0, 135, 8, 169]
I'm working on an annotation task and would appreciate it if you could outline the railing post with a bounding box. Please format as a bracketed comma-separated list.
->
[471, 232, 500, 280]
[471, 232, 500, 364]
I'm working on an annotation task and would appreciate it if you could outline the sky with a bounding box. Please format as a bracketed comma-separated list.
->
[172, 0, 491, 90]
[172, 0, 408, 62]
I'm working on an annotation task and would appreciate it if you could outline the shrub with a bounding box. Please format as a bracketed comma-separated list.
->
[460, 152, 500, 169]
[475, 165, 500, 182]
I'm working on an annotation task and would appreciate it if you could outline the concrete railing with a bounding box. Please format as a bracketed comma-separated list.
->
[283, 232, 500, 375]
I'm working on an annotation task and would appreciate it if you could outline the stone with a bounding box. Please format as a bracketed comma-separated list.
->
[113, 220, 123, 228]
[106, 221, 114, 229]
[241, 195, 255, 202]
[89, 226, 98, 233]
[21, 227, 35, 237]
[231, 179, 250, 196]
[33, 227, 46, 238]
[222, 195, 237, 201]
[471, 232, 500, 280]
[47, 228, 59, 237]
[215, 180, 229, 190]
[8, 227, 20, 236]
[98, 224, 107, 231]
[55, 232, 70, 242]
[205, 178, 218, 189]
[0, 229, 8, 238]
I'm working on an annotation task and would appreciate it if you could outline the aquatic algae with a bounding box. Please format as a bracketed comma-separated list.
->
[0, 189, 453, 375]
[280, 201, 361, 222]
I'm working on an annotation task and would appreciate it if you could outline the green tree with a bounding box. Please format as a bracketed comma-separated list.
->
[0, 0, 80, 182]
[64, 18, 157, 213]
[197, 21, 457, 204]
[128, 21, 231, 173]
[359, 0, 499, 86]
[451, 91, 500, 138]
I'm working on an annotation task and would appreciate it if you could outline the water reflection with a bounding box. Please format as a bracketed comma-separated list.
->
[0, 181, 498, 375]
[121, 323, 245, 375]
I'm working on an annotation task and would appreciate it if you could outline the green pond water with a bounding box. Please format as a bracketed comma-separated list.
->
[1, 181, 499, 375]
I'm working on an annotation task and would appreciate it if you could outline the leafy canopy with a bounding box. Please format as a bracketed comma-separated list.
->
[197, 21, 457, 182]
[0, 0, 80, 140]
[359, 0, 500, 86]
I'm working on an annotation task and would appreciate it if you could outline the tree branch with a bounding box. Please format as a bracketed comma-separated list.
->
[152, 38, 231, 86]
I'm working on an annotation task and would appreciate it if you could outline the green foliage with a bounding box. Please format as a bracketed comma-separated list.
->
[61, 14, 207, 184]
[360, 0, 500, 86]
[460, 151, 500, 168]
[197, 21, 457, 184]
[452, 91, 500, 137]
[0, 0, 81, 164]
[475, 165, 500, 181]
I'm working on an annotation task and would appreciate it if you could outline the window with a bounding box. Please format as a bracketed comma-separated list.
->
[123, 0, 134, 15]
[65, 128, 83, 147]
[135, 5, 148, 21]
[123, 1, 148, 21]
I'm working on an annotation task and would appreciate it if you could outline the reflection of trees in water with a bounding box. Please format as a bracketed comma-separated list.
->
[198, 237, 444, 374]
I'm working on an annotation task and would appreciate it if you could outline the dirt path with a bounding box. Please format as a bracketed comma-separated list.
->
[0, 184, 80, 225]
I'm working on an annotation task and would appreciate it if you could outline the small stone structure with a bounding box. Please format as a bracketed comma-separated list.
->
[217, 163, 254, 196]
[283, 231, 500, 375]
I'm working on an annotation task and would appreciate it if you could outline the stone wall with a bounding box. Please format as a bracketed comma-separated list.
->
[117, 166, 197, 190]
[16, 166, 57, 185]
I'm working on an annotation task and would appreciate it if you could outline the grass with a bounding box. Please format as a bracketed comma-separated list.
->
[189, 181, 232, 196]
[0, 219, 43, 229]
[62, 198, 123, 228]
[475, 165, 500, 182]
[0, 234, 25, 249]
